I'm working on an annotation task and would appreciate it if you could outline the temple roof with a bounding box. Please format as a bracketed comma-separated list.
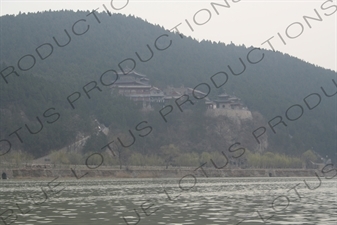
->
[117, 85, 151, 89]
[116, 71, 147, 78]
[218, 93, 230, 98]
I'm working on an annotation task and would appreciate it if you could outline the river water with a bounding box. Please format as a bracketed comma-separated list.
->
[0, 177, 336, 225]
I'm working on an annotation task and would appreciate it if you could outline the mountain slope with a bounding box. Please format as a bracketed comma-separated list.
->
[0, 10, 336, 161]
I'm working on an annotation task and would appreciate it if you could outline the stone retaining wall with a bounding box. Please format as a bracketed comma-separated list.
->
[4, 168, 319, 179]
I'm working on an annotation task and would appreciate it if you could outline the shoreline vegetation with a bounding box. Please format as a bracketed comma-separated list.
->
[0, 161, 324, 180]
[0, 165, 325, 179]
[0, 149, 327, 179]
[0, 149, 323, 169]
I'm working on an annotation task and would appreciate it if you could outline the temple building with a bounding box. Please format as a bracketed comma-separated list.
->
[205, 93, 244, 110]
[111, 71, 165, 108]
[111, 71, 247, 112]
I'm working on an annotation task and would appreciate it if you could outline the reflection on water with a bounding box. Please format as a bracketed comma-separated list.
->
[0, 177, 336, 224]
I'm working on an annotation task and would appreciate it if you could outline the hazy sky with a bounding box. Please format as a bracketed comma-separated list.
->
[1, 0, 336, 71]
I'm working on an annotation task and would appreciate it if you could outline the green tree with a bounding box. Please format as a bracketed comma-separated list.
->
[106, 135, 132, 169]
[175, 152, 200, 167]
[302, 150, 318, 168]
[160, 144, 180, 169]
[200, 152, 212, 166]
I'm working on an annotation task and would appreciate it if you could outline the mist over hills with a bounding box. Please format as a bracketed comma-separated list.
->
[0, 10, 336, 163]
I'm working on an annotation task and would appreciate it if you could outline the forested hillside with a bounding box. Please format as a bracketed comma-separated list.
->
[0, 10, 336, 163]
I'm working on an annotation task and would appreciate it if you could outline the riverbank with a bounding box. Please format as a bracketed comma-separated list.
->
[1, 166, 322, 179]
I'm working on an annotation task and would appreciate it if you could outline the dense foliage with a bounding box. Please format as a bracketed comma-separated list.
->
[0, 11, 336, 163]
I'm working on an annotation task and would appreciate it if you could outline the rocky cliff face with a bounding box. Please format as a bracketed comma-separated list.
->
[206, 108, 253, 120]
[205, 110, 269, 154]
